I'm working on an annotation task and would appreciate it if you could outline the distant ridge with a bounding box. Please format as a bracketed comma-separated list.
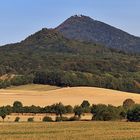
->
[56, 15, 140, 53]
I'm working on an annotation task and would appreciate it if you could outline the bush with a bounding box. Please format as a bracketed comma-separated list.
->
[127, 104, 140, 122]
[69, 116, 80, 121]
[65, 105, 73, 113]
[55, 116, 69, 122]
[42, 116, 53, 122]
[74, 105, 83, 118]
[81, 100, 90, 108]
[27, 117, 34, 122]
[15, 117, 20, 122]
[91, 104, 120, 121]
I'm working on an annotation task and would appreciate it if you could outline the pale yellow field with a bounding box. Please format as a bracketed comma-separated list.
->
[1, 121, 140, 140]
[0, 85, 140, 107]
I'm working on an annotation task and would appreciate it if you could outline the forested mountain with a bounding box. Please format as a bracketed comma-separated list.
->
[0, 28, 140, 93]
[56, 15, 140, 53]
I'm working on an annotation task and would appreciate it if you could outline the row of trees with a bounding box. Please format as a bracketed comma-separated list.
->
[33, 70, 140, 93]
[0, 70, 139, 94]
[0, 99, 138, 122]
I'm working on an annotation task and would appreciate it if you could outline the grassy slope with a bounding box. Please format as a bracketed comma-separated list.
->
[0, 84, 140, 106]
[7, 84, 60, 91]
[0, 121, 140, 140]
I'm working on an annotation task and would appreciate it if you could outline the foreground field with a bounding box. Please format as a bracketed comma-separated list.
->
[0, 85, 140, 106]
[0, 121, 140, 140]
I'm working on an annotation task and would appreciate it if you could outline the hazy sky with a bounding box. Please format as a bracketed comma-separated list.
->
[0, 0, 140, 45]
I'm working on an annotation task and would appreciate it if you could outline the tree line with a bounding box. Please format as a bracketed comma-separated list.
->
[0, 70, 140, 94]
[0, 99, 139, 122]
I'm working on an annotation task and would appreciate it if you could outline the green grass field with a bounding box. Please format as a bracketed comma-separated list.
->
[0, 121, 140, 140]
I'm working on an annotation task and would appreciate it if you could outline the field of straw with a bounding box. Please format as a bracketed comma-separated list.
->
[0, 121, 140, 140]
[0, 84, 140, 107]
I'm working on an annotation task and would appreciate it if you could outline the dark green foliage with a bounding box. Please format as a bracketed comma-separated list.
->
[14, 117, 20, 122]
[65, 105, 73, 113]
[0, 29, 139, 93]
[23, 105, 42, 114]
[81, 100, 91, 113]
[0, 106, 10, 121]
[74, 105, 83, 118]
[117, 106, 127, 119]
[11, 75, 33, 86]
[91, 104, 121, 121]
[53, 103, 66, 117]
[0, 80, 11, 89]
[81, 100, 90, 108]
[55, 116, 69, 122]
[123, 99, 135, 109]
[13, 101, 23, 113]
[42, 116, 53, 122]
[127, 104, 140, 122]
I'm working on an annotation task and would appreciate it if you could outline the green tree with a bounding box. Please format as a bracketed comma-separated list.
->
[13, 101, 23, 113]
[54, 103, 66, 117]
[74, 105, 83, 118]
[91, 104, 120, 121]
[81, 100, 91, 113]
[0, 106, 10, 121]
[123, 99, 135, 109]
[127, 104, 140, 122]
[65, 105, 73, 113]
[81, 100, 90, 108]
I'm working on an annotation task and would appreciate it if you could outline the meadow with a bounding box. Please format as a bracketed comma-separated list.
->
[0, 121, 140, 140]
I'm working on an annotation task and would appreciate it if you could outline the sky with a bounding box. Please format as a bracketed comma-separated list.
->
[0, 0, 140, 45]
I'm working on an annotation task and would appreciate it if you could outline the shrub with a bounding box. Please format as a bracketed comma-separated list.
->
[127, 104, 140, 122]
[81, 100, 90, 108]
[91, 104, 120, 121]
[15, 117, 20, 122]
[65, 105, 73, 113]
[74, 105, 83, 118]
[42, 116, 53, 122]
[55, 116, 69, 122]
[0, 106, 10, 121]
[27, 117, 34, 122]
[69, 116, 80, 121]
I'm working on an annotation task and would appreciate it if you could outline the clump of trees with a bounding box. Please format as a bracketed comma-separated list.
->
[0, 98, 140, 122]
[91, 104, 125, 121]
[0, 75, 33, 89]
[127, 104, 140, 122]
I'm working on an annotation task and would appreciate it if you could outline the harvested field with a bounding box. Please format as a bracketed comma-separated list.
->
[0, 121, 140, 140]
[0, 85, 140, 107]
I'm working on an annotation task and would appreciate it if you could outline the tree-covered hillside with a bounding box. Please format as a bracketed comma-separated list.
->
[0, 28, 140, 93]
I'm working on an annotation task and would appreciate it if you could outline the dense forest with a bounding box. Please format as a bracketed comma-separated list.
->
[0, 29, 140, 93]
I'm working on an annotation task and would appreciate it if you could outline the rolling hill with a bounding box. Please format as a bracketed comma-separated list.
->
[0, 85, 140, 106]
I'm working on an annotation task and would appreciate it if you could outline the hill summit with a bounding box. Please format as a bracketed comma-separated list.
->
[56, 15, 140, 53]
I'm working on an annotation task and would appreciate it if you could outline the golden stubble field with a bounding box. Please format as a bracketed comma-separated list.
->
[0, 121, 140, 140]
[0, 84, 140, 107]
